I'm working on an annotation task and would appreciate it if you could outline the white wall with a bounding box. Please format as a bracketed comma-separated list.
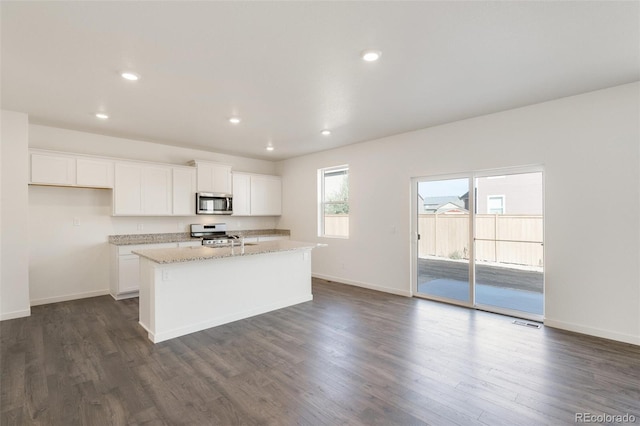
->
[28, 125, 280, 305]
[1, 110, 31, 320]
[277, 82, 640, 345]
[29, 124, 277, 175]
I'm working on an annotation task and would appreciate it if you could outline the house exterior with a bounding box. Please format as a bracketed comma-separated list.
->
[475, 173, 543, 215]
[422, 196, 468, 214]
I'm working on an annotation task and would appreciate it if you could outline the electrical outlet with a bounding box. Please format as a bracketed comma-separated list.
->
[177, 221, 184, 231]
[73, 217, 80, 226]
[137, 223, 144, 231]
[162, 270, 171, 281]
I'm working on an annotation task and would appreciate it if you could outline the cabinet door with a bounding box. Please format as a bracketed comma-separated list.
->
[232, 173, 251, 216]
[251, 175, 282, 216]
[212, 165, 232, 194]
[143, 166, 172, 215]
[30, 153, 75, 185]
[114, 163, 143, 215]
[196, 164, 214, 192]
[173, 168, 196, 215]
[196, 162, 232, 193]
[76, 158, 114, 188]
[118, 254, 141, 293]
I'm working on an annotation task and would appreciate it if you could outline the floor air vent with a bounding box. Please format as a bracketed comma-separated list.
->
[513, 320, 542, 329]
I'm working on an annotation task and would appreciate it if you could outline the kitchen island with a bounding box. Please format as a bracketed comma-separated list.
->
[133, 240, 318, 343]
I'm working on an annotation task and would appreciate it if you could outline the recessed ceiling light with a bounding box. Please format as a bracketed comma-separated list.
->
[229, 117, 241, 124]
[266, 145, 275, 151]
[361, 49, 382, 62]
[121, 72, 140, 81]
[321, 129, 331, 136]
[95, 113, 109, 120]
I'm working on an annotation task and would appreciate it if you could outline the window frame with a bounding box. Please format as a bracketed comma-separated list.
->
[487, 195, 506, 214]
[318, 165, 349, 239]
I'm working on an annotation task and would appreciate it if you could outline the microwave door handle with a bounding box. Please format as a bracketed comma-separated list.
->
[226, 197, 231, 212]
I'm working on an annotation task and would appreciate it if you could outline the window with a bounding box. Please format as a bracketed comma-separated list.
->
[318, 165, 349, 238]
[487, 195, 505, 214]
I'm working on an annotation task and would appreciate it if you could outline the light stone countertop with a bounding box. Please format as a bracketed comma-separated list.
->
[133, 240, 322, 264]
[109, 229, 290, 245]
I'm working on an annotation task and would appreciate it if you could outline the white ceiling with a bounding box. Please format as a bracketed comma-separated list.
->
[2, 1, 638, 161]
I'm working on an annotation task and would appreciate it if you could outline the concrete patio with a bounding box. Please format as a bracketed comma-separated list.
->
[418, 257, 543, 315]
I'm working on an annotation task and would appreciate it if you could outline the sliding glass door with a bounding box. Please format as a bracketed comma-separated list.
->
[416, 177, 472, 306]
[415, 169, 544, 320]
[474, 172, 544, 317]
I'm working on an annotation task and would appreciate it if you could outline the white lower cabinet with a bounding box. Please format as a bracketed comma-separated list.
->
[110, 242, 179, 299]
[117, 255, 141, 295]
[110, 235, 287, 300]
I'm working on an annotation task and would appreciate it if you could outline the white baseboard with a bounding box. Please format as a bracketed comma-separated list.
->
[110, 291, 139, 301]
[312, 273, 412, 297]
[544, 318, 640, 346]
[0, 308, 31, 321]
[30, 289, 110, 307]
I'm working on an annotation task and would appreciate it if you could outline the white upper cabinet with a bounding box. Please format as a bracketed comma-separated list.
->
[190, 160, 232, 194]
[114, 163, 144, 215]
[114, 163, 172, 216]
[231, 173, 251, 216]
[113, 162, 196, 216]
[30, 152, 75, 185]
[172, 167, 196, 215]
[142, 166, 172, 215]
[30, 149, 114, 188]
[232, 172, 282, 216]
[251, 174, 282, 216]
[76, 158, 114, 187]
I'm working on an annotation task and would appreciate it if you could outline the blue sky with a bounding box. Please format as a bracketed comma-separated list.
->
[418, 178, 469, 199]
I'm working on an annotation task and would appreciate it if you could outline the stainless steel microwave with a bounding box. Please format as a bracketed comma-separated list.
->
[196, 192, 233, 215]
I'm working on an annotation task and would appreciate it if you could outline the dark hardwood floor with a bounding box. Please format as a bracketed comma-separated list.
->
[2, 278, 639, 425]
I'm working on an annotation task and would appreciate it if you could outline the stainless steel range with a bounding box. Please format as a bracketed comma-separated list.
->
[190, 223, 239, 247]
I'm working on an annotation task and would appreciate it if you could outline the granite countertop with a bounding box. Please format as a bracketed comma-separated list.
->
[133, 240, 320, 264]
[108, 229, 290, 245]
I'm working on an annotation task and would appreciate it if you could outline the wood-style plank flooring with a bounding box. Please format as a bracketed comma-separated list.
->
[2, 278, 639, 425]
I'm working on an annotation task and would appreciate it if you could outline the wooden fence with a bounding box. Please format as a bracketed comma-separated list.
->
[419, 214, 543, 266]
[324, 214, 349, 237]
[325, 213, 543, 267]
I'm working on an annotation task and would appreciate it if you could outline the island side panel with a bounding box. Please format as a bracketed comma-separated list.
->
[141, 248, 313, 343]
[138, 257, 158, 338]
